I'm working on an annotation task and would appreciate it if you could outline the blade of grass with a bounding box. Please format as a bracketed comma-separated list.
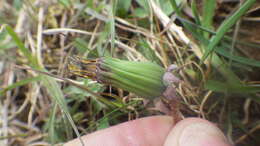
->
[73, 38, 89, 53]
[46, 103, 58, 144]
[97, 25, 110, 57]
[215, 46, 260, 67]
[4, 25, 85, 145]
[191, 0, 201, 26]
[168, 1, 241, 84]
[4, 25, 38, 67]
[86, 100, 140, 132]
[205, 80, 260, 93]
[201, 0, 216, 38]
[62, 108, 73, 139]
[0, 76, 41, 96]
[170, 0, 257, 84]
[171, 18, 260, 67]
[175, 19, 260, 68]
[175, 16, 260, 49]
[201, 0, 256, 63]
[169, 0, 182, 16]
[42, 76, 85, 145]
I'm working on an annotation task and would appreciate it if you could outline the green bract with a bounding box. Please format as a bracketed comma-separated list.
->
[98, 57, 166, 98]
[69, 57, 166, 98]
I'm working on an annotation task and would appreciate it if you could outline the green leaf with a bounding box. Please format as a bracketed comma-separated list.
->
[137, 39, 161, 64]
[13, 0, 23, 10]
[0, 76, 41, 96]
[58, 0, 71, 8]
[191, 0, 201, 26]
[160, 0, 182, 15]
[72, 112, 85, 122]
[205, 80, 260, 93]
[45, 104, 59, 144]
[133, 8, 148, 18]
[64, 78, 104, 101]
[42, 76, 84, 143]
[136, 0, 149, 11]
[215, 47, 260, 68]
[159, 0, 174, 15]
[201, 0, 216, 37]
[5, 25, 37, 67]
[97, 116, 110, 130]
[73, 38, 89, 54]
[201, 0, 256, 62]
[116, 0, 131, 17]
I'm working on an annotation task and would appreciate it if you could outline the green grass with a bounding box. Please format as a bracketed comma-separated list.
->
[201, 0, 256, 62]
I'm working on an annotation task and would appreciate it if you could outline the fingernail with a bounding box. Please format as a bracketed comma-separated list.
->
[179, 122, 230, 146]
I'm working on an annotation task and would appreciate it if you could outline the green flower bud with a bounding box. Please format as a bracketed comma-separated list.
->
[69, 57, 167, 98]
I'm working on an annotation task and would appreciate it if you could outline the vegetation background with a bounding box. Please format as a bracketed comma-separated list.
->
[0, 0, 259, 145]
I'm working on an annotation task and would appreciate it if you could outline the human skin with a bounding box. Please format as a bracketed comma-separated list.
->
[64, 116, 231, 146]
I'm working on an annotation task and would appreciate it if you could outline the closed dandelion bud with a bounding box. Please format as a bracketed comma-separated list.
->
[68, 56, 167, 98]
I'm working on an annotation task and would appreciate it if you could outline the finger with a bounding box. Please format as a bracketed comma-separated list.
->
[164, 118, 231, 146]
[65, 116, 173, 146]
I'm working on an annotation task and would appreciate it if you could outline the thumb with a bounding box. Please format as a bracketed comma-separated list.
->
[164, 118, 232, 146]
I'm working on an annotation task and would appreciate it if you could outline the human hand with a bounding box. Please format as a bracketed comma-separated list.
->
[64, 116, 231, 146]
